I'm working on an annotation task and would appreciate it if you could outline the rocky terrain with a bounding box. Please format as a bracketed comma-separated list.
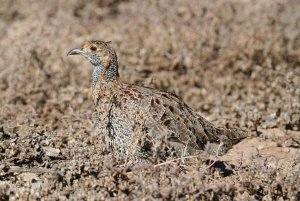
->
[0, 0, 299, 200]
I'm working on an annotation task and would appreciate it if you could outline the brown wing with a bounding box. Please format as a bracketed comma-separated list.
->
[112, 83, 248, 158]
[116, 85, 212, 148]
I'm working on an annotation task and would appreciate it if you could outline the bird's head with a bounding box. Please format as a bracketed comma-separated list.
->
[67, 40, 119, 85]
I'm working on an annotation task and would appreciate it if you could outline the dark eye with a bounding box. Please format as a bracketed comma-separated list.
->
[90, 46, 97, 51]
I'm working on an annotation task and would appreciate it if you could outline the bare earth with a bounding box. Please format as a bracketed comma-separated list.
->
[0, 0, 299, 200]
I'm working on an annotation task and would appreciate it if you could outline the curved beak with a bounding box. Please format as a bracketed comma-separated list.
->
[67, 48, 85, 56]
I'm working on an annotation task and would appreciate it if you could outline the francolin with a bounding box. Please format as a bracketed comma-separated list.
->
[67, 40, 248, 163]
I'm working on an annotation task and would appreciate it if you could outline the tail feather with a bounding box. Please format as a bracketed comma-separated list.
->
[219, 128, 249, 141]
[197, 115, 249, 153]
[217, 128, 249, 152]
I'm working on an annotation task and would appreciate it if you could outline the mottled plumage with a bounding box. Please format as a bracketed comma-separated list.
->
[67, 40, 248, 163]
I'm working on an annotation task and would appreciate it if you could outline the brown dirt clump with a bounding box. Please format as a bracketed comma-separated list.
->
[0, 0, 299, 200]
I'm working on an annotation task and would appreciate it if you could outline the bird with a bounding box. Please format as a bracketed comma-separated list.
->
[67, 40, 248, 164]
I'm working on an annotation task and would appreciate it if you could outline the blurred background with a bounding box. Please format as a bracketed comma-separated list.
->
[0, 0, 299, 135]
[0, 1, 300, 200]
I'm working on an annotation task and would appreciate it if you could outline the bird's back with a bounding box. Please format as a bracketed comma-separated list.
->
[93, 82, 248, 163]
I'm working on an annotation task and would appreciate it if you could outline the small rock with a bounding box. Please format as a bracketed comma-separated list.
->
[260, 128, 286, 138]
[43, 146, 60, 157]
[19, 173, 40, 182]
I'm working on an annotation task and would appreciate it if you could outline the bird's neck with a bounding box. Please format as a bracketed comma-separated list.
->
[92, 60, 119, 88]
[91, 61, 120, 106]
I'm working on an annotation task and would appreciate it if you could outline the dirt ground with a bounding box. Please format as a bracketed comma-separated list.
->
[0, 0, 299, 200]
